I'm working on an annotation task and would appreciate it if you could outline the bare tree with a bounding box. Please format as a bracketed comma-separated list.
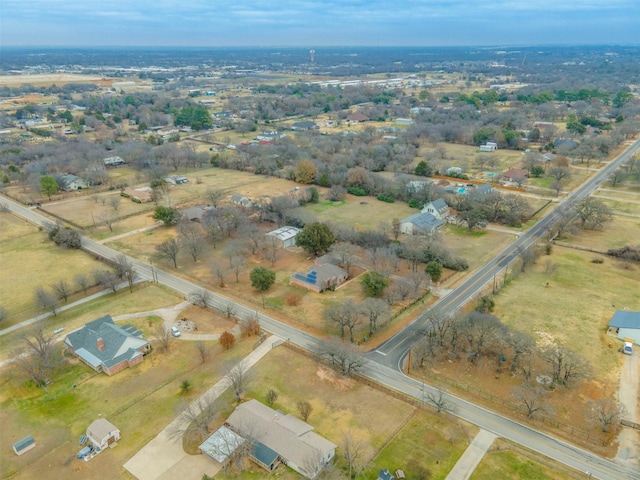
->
[240, 316, 261, 337]
[109, 195, 121, 212]
[548, 166, 571, 196]
[341, 429, 371, 479]
[51, 279, 71, 303]
[230, 254, 245, 283]
[15, 326, 59, 387]
[213, 264, 228, 288]
[512, 383, 549, 418]
[221, 302, 237, 320]
[587, 397, 625, 432]
[155, 323, 172, 352]
[265, 389, 278, 407]
[195, 341, 209, 364]
[171, 394, 217, 442]
[99, 210, 116, 231]
[318, 338, 366, 376]
[73, 273, 91, 296]
[34, 286, 59, 316]
[391, 278, 413, 302]
[575, 197, 613, 230]
[505, 331, 534, 374]
[179, 222, 207, 262]
[226, 360, 253, 403]
[240, 224, 265, 254]
[297, 400, 313, 422]
[462, 312, 505, 366]
[325, 300, 361, 343]
[189, 288, 212, 308]
[113, 254, 136, 292]
[359, 297, 391, 335]
[262, 235, 281, 267]
[156, 238, 180, 268]
[516, 245, 539, 273]
[205, 187, 225, 207]
[542, 342, 588, 387]
[330, 242, 359, 275]
[425, 388, 455, 413]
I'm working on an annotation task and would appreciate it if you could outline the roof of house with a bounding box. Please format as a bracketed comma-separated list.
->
[475, 183, 494, 194]
[424, 198, 449, 214]
[291, 121, 317, 130]
[378, 468, 395, 480]
[231, 193, 253, 206]
[554, 138, 578, 149]
[253, 441, 280, 467]
[608, 311, 640, 329]
[13, 435, 35, 452]
[200, 426, 245, 463]
[87, 418, 119, 442]
[346, 112, 369, 122]
[400, 212, 445, 232]
[315, 254, 340, 266]
[310, 263, 348, 286]
[501, 168, 529, 179]
[227, 400, 336, 476]
[182, 205, 215, 221]
[266, 226, 302, 242]
[64, 315, 148, 370]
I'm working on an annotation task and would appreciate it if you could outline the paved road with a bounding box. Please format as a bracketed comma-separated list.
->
[368, 138, 640, 370]
[3, 138, 640, 479]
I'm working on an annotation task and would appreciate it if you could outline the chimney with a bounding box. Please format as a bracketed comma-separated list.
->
[97, 338, 104, 351]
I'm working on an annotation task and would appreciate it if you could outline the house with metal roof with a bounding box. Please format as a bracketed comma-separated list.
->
[199, 425, 246, 465]
[266, 226, 302, 248]
[58, 174, 88, 191]
[226, 400, 336, 479]
[399, 212, 445, 235]
[421, 198, 450, 220]
[64, 315, 150, 375]
[608, 311, 640, 345]
[13, 435, 36, 456]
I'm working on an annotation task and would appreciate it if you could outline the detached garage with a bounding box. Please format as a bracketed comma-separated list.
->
[87, 419, 120, 450]
[608, 311, 640, 345]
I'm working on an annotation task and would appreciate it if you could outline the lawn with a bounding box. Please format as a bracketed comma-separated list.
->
[558, 215, 640, 251]
[236, 346, 473, 480]
[471, 440, 579, 480]
[0, 213, 104, 322]
[0, 322, 252, 480]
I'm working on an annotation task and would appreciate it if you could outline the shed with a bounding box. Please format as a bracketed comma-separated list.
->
[266, 226, 302, 248]
[608, 311, 640, 345]
[87, 418, 120, 450]
[13, 435, 36, 456]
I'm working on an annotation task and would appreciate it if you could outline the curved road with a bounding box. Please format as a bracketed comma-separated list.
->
[3, 138, 639, 480]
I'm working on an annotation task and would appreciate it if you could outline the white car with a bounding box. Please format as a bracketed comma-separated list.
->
[171, 326, 181, 337]
[623, 342, 633, 355]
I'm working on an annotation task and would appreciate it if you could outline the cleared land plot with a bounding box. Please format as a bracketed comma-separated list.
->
[0, 213, 103, 322]
[231, 346, 475, 480]
[471, 439, 579, 480]
[0, 307, 248, 480]
[442, 226, 515, 272]
[559, 215, 640, 251]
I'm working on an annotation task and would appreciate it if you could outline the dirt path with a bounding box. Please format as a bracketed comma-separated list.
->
[616, 351, 640, 466]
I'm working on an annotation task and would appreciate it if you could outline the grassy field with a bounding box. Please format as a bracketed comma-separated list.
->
[494, 245, 639, 379]
[0, 213, 104, 322]
[559, 214, 640, 251]
[237, 346, 474, 480]
[0, 309, 248, 480]
[471, 440, 579, 480]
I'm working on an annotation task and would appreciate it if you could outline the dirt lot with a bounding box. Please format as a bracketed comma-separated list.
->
[0, 74, 111, 87]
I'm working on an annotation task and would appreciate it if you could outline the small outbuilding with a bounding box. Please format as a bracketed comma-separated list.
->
[13, 435, 36, 456]
[266, 226, 302, 248]
[87, 418, 120, 450]
[608, 311, 640, 345]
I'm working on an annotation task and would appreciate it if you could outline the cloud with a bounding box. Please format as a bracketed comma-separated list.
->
[1, 0, 637, 46]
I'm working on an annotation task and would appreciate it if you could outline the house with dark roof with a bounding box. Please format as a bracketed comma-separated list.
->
[554, 138, 578, 150]
[377, 469, 395, 480]
[608, 311, 640, 345]
[230, 193, 254, 208]
[501, 168, 529, 182]
[182, 205, 215, 222]
[291, 262, 349, 293]
[346, 111, 370, 123]
[13, 435, 36, 456]
[64, 315, 150, 375]
[421, 198, 450, 220]
[226, 400, 336, 479]
[399, 212, 445, 235]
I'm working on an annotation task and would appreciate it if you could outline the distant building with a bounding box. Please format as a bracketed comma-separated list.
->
[182, 205, 215, 222]
[58, 174, 88, 191]
[291, 121, 317, 131]
[608, 311, 640, 345]
[399, 212, 445, 236]
[86, 419, 120, 450]
[395, 118, 414, 126]
[346, 112, 369, 123]
[230, 193, 254, 208]
[103, 156, 126, 167]
[421, 198, 450, 220]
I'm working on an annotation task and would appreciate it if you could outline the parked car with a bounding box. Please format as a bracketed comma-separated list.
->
[77, 445, 93, 459]
[171, 326, 181, 337]
[623, 342, 633, 355]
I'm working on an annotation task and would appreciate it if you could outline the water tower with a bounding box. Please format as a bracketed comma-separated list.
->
[309, 49, 315, 63]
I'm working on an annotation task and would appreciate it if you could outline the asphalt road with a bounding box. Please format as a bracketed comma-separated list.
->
[3, 138, 640, 479]
[369, 138, 640, 370]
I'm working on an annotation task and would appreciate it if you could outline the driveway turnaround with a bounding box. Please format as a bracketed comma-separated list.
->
[123, 335, 282, 480]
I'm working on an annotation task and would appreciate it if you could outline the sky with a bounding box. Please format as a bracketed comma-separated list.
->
[1, 0, 638, 47]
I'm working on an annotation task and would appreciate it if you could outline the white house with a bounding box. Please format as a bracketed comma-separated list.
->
[608, 311, 640, 345]
[421, 198, 450, 220]
[58, 174, 88, 191]
[86, 418, 120, 450]
[399, 212, 445, 235]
